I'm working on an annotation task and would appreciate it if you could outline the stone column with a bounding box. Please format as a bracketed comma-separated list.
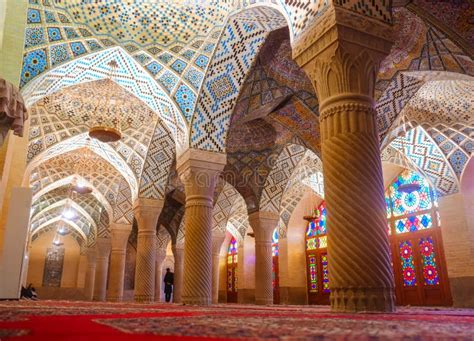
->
[249, 211, 279, 305]
[155, 246, 167, 302]
[177, 149, 226, 305]
[93, 238, 111, 301]
[171, 243, 184, 303]
[83, 246, 97, 300]
[211, 232, 225, 304]
[133, 198, 163, 303]
[293, 6, 395, 312]
[76, 249, 88, 289]
[107, 223, 132, 302]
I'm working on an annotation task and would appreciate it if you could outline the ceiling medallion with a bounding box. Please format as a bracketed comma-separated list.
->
[88, 60, 122, 143]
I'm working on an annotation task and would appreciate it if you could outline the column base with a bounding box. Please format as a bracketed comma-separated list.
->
[134, 295, 155, 303]
[183, 296, 211, 306]
[107, 296, 123, 302]
[255, 298, 273, 305]
[330, 287, 395, 312]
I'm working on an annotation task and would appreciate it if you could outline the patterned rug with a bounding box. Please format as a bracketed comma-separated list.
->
[0, 300, 473, 340]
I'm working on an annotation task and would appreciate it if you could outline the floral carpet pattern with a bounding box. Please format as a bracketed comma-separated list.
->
[0, 300, 473, 340]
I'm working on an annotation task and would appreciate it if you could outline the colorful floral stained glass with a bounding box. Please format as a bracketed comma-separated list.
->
[419, 237, 440, 286]
[399, 240, 417, 287]
[272, 228, 279, 257]
[306, 236, 327, 250]
[321, 254, 330, 293]
[306, 202, 327, 237]
[385, 193, 392, 218]
[227, 237, 238, 265]
[395, 213, 433, 234]
[390, 170, 433, 217]
[308, 255, 318, 293]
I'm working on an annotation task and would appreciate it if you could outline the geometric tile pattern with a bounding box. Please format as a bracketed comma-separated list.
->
[114, 179, 134, 225]
[376, 8, 474, 139]
[260, 143, 306, 213]
[26, 79, 157, 185]
[390, 126, 459, 197]
[31, 186, 110, 239]
[334, 0, 392, 23]
[27, 133, 138, 201]
[138, 120, 175, 200]
[384, 79, 474, 181]
[28, 147, 132, 223]
[30, 203, 92, 243]
[277, 149, 324, 238]
[190, 7, 288, 152]
[212, 182, 238, 234]
[21, 47, 188, 153]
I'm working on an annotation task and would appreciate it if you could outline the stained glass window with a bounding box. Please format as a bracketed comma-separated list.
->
[227, 237, 238, 295]
[389, 170, 433, 217]
[395, 213, 433, 234]
[227, 237, 238, 265]
[321, 254, 330, 293]
[386, 170, 438, 236]
[306, 202, 326, 237]
[399, 240, 416, 287]
[419, 237, 440, 286]
[308, 255, 318, 293]
[272, 229, 279, 257]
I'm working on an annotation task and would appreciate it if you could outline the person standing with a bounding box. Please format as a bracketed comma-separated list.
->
[163, 268, 174, 303]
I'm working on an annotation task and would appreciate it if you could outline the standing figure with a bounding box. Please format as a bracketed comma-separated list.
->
[163, 268, 174, 303]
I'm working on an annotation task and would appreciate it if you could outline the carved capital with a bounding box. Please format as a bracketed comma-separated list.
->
[133, 198, 164, 233]
[177, 148, 226, 208]
[293, 6, 393, 102]
[211, 232, 226, 254]
[95, 237, 111, 259]
[110, 223, 132, 251]
[248, 211, 279, 242]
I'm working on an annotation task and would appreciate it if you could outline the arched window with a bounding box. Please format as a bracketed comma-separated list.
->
[386, 169, 451, 306]
[305, 201, 330, 305]
[272, 228, 280, 304]
[226, 237, 238, 303]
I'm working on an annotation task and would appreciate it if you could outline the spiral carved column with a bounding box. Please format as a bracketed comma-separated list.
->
[133, 198, 164, 303]
[249, 211, 279, 306]
[293, 10, 395, 312]
[177, 149, 226, 305]
[83, 246, 97, 301]
[107, 223, 131, 302]
[172, 244, 184, 303]
[155, 247, 167, 302]
[93, 238, 111, 302]
[211, 233, 225, 304]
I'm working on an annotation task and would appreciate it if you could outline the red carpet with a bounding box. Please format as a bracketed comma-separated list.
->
[1, 301, 474, 340]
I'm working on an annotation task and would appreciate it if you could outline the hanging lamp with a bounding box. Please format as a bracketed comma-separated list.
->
[88, 60, 122, 143]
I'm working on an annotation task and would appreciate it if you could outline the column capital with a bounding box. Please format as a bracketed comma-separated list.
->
[133, 198, 164, 233]
[95, 237, 111, 258]
[248, 211, 279, 242]
[110, 223, 132, 251]
[211, 232, 226, 254]
[177, 149, 226, 207]
[292, 5, 393, 103]
[86, 246, 97, 263]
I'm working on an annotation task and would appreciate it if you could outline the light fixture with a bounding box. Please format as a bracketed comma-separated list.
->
[398, 183, 421, 194]
[52, 235, 64, 247]
[57, 224, 71, 236]
[88, 60, 122, 143]
[62, 208, 77, 221]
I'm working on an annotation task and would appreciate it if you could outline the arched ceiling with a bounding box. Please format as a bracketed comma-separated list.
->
[18, 1, 473, 248]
